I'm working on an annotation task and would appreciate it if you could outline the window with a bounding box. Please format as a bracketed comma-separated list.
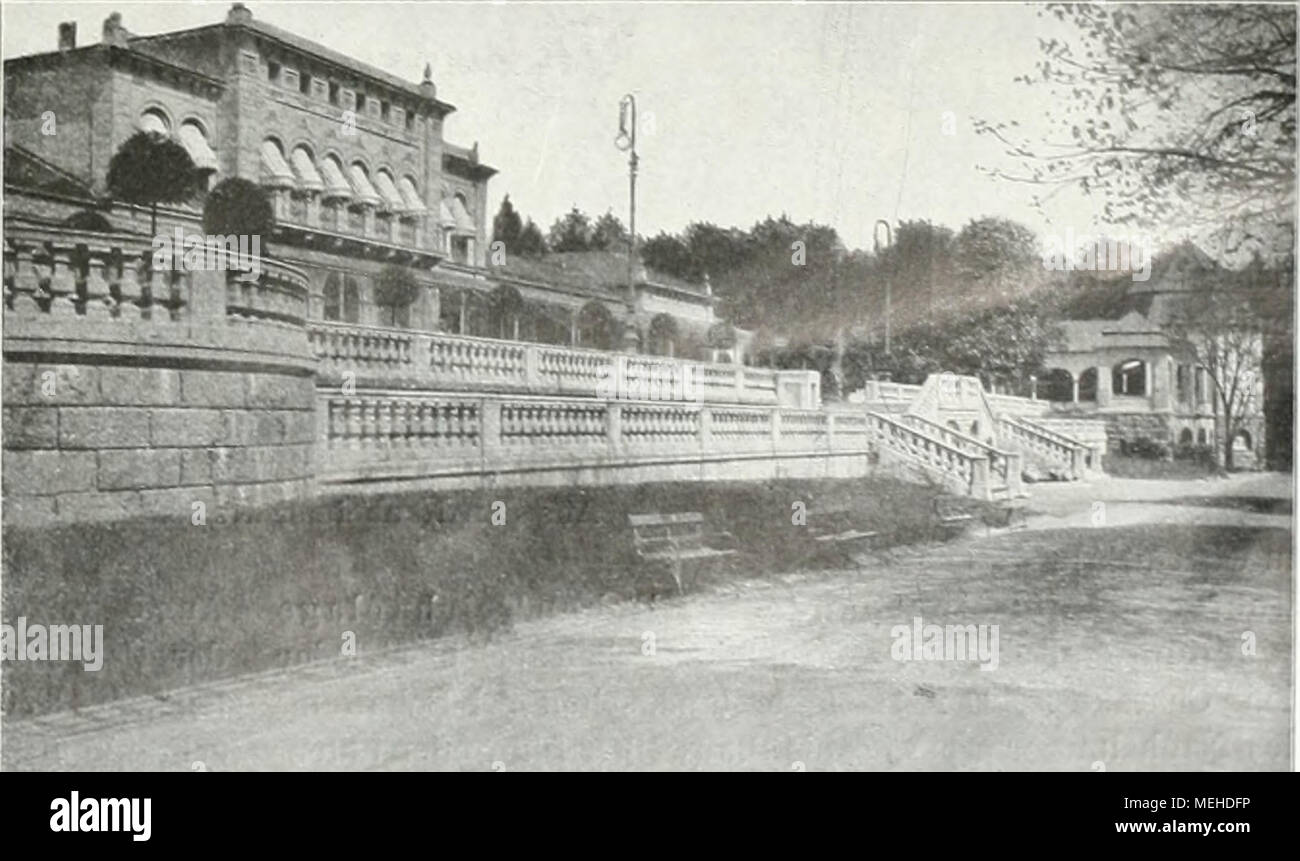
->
[405, 110, 415, 132]
[451, 235, 470, 265]
[138, 109, 170, 137]
[299, 71, 312, 95]
[323, 273, 341, 321]
[355, 92, 366, 112]
[267, 61, 281, 83]
[329, 81, 340, 105]
[343, 276, 360, 324]
[380, 101, 390, 122]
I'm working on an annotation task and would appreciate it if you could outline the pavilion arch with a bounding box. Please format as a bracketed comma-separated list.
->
[137, 106, 172, 136]
[1041, 368, 1075, 403]
[1179, 428, 1194, 445]
[576, 301, 617, 351]
[647, 313, 680, 357]
[1112, 358, 1146, 396]
[1233, 429, 1253, 450]
[1197, 428, 1208, 445]
[1077, 367, 1098, 402]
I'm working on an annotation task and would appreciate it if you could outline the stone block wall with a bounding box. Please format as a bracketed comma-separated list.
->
[2, 360, 316, 526]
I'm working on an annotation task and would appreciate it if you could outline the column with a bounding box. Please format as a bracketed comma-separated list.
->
[1096, 364, 1112, 407]
[1071, 375, 1079, 405]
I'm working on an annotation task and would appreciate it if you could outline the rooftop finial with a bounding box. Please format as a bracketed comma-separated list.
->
[227, 3, 253, 25]
[423, 62, 432, 83]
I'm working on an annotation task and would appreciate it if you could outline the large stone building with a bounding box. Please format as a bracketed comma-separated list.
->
[2, 3, 735, 358]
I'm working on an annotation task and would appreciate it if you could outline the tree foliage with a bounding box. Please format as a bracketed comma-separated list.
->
[203, 177, 275, 241]
[976, 3, 1296, 259]
[106, 131, 198, 235]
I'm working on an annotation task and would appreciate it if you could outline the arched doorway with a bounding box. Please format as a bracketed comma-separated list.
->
[1078, 367, 1098, 402]
[648, 313, 679, 357]
[576, 301, 616, 350]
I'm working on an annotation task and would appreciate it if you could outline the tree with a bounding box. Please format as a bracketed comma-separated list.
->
[547, 207, 592, 252]
[106, 130, 198, 236]
[976, 3, 1295, 260]
[515, 218, 548, 256]
[590, 210, 629, 251]
[491, 195, 523, 250]
[1163, 284, 1267, 469]
[203, 177, 275, 241]
[953, 217, 1042, 305]
[641, 232, 693, 280]
[374, 264, 421, 329]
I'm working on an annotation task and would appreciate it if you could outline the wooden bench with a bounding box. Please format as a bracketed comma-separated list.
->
[983, 500, 1029, 533]
[932, 496, 976, 537]
[801, 509, 880, 570]
[629, 512, 740, 597]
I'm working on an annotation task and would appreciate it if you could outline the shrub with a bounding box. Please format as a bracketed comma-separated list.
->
[1125, 437, 1170, 460]
[203, 177, 275, 242]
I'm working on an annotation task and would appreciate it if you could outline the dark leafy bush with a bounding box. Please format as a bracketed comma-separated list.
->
[1125, 437, 1171, 460]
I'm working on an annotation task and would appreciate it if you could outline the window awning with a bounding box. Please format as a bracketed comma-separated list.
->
[318, 157, 353, 200]
[450, 195, 475, 233]
[372, 171, 406, 212]
[438, 199, 456, 228]
[397, 177, 427, 216]
[347, 165, 382, 207]
[138, 112, 169, 136]
[259, 141, 295, 188]
[290, 147, 323, 192]
[177, 123, 218, 172]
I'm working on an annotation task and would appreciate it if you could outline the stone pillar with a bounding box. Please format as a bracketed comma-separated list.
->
[1096, 364, 1112, 407]
[1071, 375, 1079, 404]
[606, 402, 622, 453]
[1143, 360, 1153, 398]
[970, 456, 991, 500]
[699, 406, 713, 450]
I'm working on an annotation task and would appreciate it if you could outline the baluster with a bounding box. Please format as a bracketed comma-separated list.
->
[7, 243, 43, 315]
[83, 246, 114, 319]
[47, 245, 80, 317]
[116, 252, 144, 321]
[346, 399, 362, 450]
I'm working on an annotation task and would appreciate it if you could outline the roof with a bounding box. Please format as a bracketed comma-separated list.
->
[498, 249, 711, 302]
[3, 145, 98, 199]
[125, 8, 455, 114]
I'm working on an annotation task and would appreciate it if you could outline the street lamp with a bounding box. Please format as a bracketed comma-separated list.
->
[615, 94, 640, 351]
[873, 219, 893, 354]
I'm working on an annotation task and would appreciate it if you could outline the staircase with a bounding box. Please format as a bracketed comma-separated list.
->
[861, 373, 1106, 497]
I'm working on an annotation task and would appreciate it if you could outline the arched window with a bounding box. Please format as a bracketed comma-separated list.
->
[138, 109, 170, 137]
[1197, 428, 1208, 445]
[648, 314, 679, 357]
[289, 145, 323, 192]
[259, 138, 295, 188]
[1179, 428, 1194, 445]
[323, 273, 341, 322]
[343, 275, 360, 324]
[177, 120, 218, 173]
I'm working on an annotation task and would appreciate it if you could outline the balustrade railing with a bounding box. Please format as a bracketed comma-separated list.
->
[866, 411, 990, 496]
[3, 224, 310, 328]
[316, 391, 871, 481]
[897, 413, 1020, 495]
[997, 416, 1085, 477]
[309, 320, 780, 405]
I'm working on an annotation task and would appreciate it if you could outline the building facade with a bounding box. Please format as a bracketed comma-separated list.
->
[3, 4, 736, 359]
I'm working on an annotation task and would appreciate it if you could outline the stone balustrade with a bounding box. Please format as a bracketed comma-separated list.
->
[998, 416, 1090, 478]
[896, 413, 1021, 496]
[866, 411, 993, 498]
[316, 391, 871, 486]
[309, 320, 781, 405]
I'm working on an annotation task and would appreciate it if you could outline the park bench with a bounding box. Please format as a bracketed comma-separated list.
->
[628, 512, 740, 597]
[800, 508, 881, 570]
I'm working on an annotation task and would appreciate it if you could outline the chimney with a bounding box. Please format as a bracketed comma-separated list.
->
[102, 12, 129, 47]
[227, 3, 253, 25]
[58, 22, 77, 51]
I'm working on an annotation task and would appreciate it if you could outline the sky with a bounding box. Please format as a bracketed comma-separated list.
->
[3, 0, 1126, 252]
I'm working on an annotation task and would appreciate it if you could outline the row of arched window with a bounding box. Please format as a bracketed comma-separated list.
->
[259, 138, 428, 216]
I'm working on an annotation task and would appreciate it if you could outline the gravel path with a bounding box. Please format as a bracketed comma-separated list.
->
[4, 473, 1291, 771]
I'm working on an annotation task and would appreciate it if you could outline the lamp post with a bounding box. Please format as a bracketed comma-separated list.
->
[873, 219, 893, 354]
[615, 94, 640, 351]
